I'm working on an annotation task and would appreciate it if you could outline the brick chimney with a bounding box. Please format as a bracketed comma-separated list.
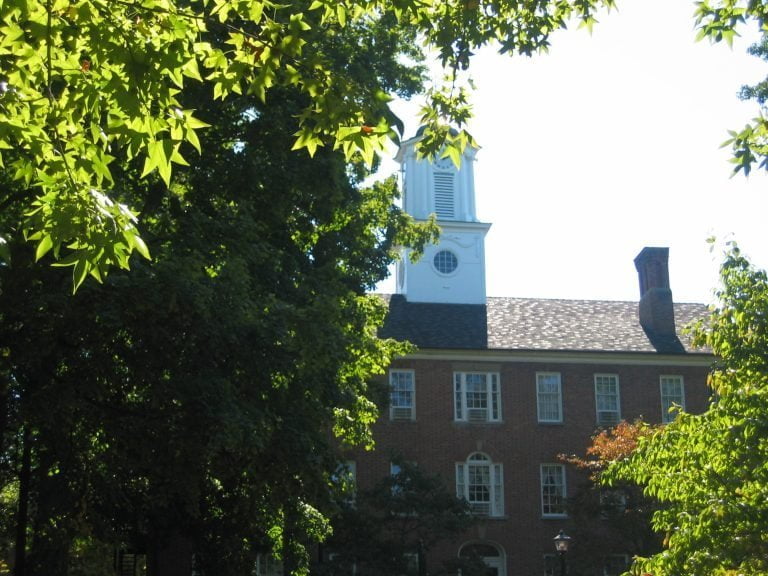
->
[634, 247, 683, 353]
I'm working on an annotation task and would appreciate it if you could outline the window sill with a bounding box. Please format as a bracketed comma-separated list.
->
[453, 420, 504, 425]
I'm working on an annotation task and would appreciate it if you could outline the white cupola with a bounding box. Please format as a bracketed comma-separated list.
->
[394, 130, 491, 305]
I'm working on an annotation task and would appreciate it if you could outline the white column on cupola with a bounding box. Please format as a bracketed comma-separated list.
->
[394, 129, 491, 305]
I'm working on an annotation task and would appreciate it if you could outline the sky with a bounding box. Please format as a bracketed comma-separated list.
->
[374, 0, 768, 304]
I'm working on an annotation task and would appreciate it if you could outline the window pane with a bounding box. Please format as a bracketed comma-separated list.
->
[390, 371, 414, 408]
[468, 464, 491, 502]
[660, 375, 684, 423]
[456, 463, 465, 499]
[455, 373, 463, 420]
[537, 373, 562, 422]
[465, 373, 488, 409]
[493, 463, 504, 515]
[541, 464, 566, 516]
[595, 375, 620, 425]
[433, 249, 458, 274]
[491, 374, 500, 420]
[460, 454, 502, 516]
[455, 373, 501, 422]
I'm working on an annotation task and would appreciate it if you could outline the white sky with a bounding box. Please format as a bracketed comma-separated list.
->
[374, 0, 768, 304]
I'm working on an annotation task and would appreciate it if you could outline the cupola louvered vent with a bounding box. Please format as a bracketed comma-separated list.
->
[433, 171, 455, 218]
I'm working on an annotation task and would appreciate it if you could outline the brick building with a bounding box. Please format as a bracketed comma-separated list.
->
[350, 132, 713, 576]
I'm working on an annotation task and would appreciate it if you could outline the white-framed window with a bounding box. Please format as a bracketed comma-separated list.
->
[255, 554, 282, 576]
[540, 464, 566, 517]
[537, 372, 562, 423]
[595, 374, 620, 426]
[456, 453, 504, 517]
[454, 372, 501, 422]
[660, 375, 685, 423]
[433, 249, 459, 275]
[603, 554, 630, 576]
[333, 461, 357, 504]
[390, 370, 415, 421]
[599, 488, 628, 519]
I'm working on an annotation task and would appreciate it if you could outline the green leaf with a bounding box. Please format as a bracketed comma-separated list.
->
[35, 235, 53, 261]
[132, 233, 151, 260]
[336, 4, 347, 27]
[72, 257, 89, 291]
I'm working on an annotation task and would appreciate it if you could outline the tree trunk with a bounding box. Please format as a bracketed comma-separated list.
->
[14, 427, 31, 576]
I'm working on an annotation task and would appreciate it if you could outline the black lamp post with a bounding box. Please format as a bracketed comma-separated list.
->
[553, 530, 571, 576]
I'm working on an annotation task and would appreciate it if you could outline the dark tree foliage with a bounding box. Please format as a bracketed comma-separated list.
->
[313, 459, 486, 576]
[0, 18, 437, 576]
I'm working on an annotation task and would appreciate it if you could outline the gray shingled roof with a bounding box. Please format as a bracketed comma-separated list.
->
[380, 294, 710, 354]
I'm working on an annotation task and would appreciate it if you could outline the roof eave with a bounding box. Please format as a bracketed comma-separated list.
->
[393, 347, 714, 367]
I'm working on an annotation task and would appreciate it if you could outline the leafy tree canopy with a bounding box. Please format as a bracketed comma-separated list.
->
[695, 2, 768, 176]
[0, 0, 618, 287]
[562, 419, 656, 482]
[0, 35, 439, 572]
[560, 420, 663, 574]
[604, 244, 768, 576]
[315, 459, 483, 576]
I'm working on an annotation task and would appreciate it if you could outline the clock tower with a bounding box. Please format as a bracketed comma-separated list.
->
[394, 131, 491, 304]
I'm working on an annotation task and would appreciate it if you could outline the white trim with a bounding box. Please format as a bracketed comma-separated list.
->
[428, 220, 491, 232]
[396, 348, 713, 367]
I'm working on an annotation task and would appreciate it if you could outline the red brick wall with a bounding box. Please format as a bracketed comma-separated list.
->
[350, 353, 712, 576]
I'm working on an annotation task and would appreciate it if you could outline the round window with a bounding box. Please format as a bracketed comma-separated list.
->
[433, 250, 458, 275]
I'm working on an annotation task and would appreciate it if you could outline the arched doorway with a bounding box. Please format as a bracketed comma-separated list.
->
[459, 542, 506, 576]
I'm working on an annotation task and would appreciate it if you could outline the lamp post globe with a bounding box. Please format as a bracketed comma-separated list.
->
[553, 530, 571, 576]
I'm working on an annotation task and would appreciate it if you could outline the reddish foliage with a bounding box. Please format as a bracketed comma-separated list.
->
[560, 419, 656, 480]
